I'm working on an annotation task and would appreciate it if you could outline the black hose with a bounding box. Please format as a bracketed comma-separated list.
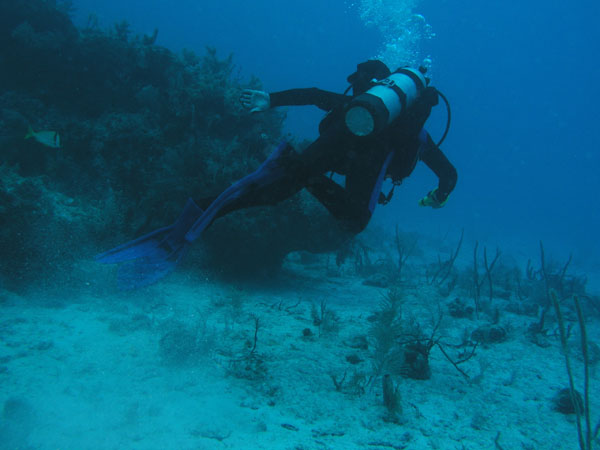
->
[435, 89, 452, 148]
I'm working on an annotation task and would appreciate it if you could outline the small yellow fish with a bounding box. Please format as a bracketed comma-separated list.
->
[25, 126, 60, 148]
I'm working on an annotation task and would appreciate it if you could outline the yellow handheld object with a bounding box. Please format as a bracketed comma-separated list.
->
[418, 188, 448, 208]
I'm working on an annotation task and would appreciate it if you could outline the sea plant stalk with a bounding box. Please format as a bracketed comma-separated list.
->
[551, 290, 586, 450]
[574, 295, 592, 450]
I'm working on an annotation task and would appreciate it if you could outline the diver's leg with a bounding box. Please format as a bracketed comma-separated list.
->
[306, 150, 393, 234]
[184, 137, 347, 241]
[197, 133, 348, 223]
[305, 175, 354, 219]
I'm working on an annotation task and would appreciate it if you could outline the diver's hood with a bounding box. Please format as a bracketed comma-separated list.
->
[347, 60, 392, 96]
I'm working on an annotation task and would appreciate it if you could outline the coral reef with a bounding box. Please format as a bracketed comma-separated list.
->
[0, 0, 345, 291]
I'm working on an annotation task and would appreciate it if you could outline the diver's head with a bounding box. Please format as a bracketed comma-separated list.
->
[346, 60, 391, 96]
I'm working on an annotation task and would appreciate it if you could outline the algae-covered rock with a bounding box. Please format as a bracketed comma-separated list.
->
[0, 0, 348, 290]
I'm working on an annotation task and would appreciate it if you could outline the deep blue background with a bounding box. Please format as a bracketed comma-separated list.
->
[71, 0, 600, 266]
[414, 0, 600, 265]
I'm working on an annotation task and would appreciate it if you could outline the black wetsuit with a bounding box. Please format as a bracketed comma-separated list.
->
[200, 87, 457, 234]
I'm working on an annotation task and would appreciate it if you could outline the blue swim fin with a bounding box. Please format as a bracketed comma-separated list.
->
[97, 142, 290, 289]
[114, 248, 188, 290]
[96, 198, 203, 289]
[185, 140, 290, 241]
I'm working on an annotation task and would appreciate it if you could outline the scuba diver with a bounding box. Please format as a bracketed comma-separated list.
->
[97, 60, 457, 289]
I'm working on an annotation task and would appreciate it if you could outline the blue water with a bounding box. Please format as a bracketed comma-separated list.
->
[71, 0, 600, 265]
[2, 1, 600, 448]
[417, 0, 600, 261]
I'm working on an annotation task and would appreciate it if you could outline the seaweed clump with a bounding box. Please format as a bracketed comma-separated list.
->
[0, 0, 344, 291]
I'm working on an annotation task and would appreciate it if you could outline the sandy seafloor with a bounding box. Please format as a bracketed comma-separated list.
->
[0, 246, 598, 450]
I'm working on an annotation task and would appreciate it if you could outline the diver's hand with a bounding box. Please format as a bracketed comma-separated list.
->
[418, 188, 448, 208]
[240, 89, 270, 113]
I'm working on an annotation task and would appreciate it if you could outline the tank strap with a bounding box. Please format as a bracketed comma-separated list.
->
[395, 68, 426, 91]
[373, 78, 407, 112]
[379, 183, 397, 205]
[368, 151, 395, 213]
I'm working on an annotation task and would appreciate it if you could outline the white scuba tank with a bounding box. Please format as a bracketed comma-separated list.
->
[344, 67, 428, 137]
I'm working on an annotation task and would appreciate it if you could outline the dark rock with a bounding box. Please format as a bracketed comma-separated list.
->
[344, 335, 369, 350]
[402, 342, 431, 380]
[345, 354, 363, 365]
[2, 397, 35, 422]
[578, 341, 600, 367]
[1, 396, 36, 448]
[30, 341, 53, 351]
[448, 298, 474, 319]
[553, 388, 584, 414]
[528, 332, 551, 348]
[302, 328, 313, 337]
[471, 325, 507, 344]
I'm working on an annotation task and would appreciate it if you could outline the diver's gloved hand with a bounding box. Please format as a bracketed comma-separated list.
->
[240, 89, 270, 113]
[419, 188, 448, 208]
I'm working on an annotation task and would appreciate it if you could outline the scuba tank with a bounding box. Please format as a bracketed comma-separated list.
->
[344, 67, 428, 137]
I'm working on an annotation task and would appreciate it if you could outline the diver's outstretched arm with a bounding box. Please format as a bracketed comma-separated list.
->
[241, 88, 349, 112]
